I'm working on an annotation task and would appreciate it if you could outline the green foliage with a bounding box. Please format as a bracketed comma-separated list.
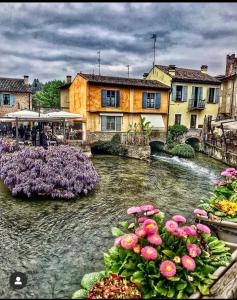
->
[128, 117, 153, 138]
[168, 125, 188, 143]
[171, 144, 195, 158]
[103, 208, 231, 299]
[91, 136, 128, 156]
[30, 78, 44, 108]
[34, 80, 64, 108]
[111, 134, 121, 144]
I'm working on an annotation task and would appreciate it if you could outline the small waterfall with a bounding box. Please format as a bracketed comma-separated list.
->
[152, 153, 217, 179]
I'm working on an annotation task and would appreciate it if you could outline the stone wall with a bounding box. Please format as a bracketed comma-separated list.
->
[0, 92, 31, 117]
[87, 131, 121, 143]
[123, 145, 151, 161]
[203, 142, 237, 167]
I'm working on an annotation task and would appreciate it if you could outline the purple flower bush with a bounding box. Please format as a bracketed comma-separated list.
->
[0, 145, 99, 199]
[0, 138, 20, 154]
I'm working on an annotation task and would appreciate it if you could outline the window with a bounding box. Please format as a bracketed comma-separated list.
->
[190, 115, 197, 129]
[102, 90, 120, 107]
[208, 88, 219, 103]
[176, 86, 183, 101]
[106, 90, 116, 107]
[146, 93, 155, 108]
[174, 114, 182, 125]
[3, 94, 10, 105]
[101, 116, 121, 132]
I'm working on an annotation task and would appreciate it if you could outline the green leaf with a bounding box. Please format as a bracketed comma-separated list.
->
[120, 269, 134, 277]
[111, 227, 124, 237]
[208, 274, 218, 280]
[131, 271, 145, 284]
[110, 263, 121, 273]
[167, 276, 180, 281]
[72, 289, 88, 299]
[81, 272, 104, 290]
[118, 221, 129, 229]
[177, 281, 187, 291]
[177, 290, 183, 299]
[167, 286, 175, 298]
[162, 249, 176, 258]
[198, 283, 209, 295]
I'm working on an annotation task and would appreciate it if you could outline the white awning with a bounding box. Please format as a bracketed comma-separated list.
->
[4, 110, 40, 119]
[223, 121, 237, 130]
[100, 113, 123, 116]
[212, 118, 235, 127]
[46, 111, 83, 119]
[141, 114, 165, 128]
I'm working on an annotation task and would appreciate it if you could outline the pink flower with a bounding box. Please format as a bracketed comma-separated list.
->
[128, 223, 135, 229]
[173, 228, 187, 237]
[172, 215, 186, 223]
[221, 171, 234, 178]
[211, 180, 221, 186]
[121, 234, 138, 249]
[165, 220, 178, 233]
[141, 246, 158, 260]
[139, 205, 154, 212]
[225, 167, 236, 172]
[196, 223, 211, 234]
[147, 233, 162, 245]
[193, 209, 207, 216]
[135, 226, 146, 238]
[127, 206, 142, 214]
[183, 226, 197, 236]
[160, 261, 176, 277]
[181, 255, 196, 271]
[114, 237, 122, 247]
[143, 219, 158, 235]
[138, 216, 148, 223]
[147, 208, 160, 216]
[187, 244, 202, 257]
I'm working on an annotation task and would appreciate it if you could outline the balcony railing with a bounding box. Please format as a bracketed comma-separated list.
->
[188, 99, 205, 111]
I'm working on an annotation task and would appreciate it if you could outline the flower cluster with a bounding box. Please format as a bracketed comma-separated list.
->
[215, 200, 237, 216]
[0, 145, 99, 199]
[0, 138, 20, 154]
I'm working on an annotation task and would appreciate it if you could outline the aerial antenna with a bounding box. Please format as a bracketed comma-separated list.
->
[151, 34, 157, 74]
[97, 51, 101, 75]
[126, 64, 130, 78]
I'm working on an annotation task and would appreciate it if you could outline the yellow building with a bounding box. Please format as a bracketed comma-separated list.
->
[60, 73, 170, 142]
[146, 65, 221, 130]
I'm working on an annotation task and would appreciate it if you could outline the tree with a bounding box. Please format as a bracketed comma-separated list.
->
[34, 80, 64, 108]
[30, 79, 44, 108]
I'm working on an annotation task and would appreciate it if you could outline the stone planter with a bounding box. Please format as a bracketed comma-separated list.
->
[189, 248, 237, 299]
[195, 215, 237, 246]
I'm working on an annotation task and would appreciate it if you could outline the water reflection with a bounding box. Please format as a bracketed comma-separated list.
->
[0, 153, 226, 298]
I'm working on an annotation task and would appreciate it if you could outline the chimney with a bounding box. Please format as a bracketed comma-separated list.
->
[225, 54, 237, 76]
[66, 75, 72, 84]
[168, 65, 176, 76]
[201, 65, 208, 74]
[23, 75, 29, 85]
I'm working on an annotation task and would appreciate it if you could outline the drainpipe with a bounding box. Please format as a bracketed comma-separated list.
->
[166, 86, 172, 142]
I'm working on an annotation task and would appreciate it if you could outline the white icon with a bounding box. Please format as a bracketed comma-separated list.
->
[14, 277, 22, 286]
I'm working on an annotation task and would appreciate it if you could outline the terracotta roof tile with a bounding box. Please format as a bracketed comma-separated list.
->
[0, 77, 31, 93]
[156, 65, 221, 84]
[79, 73, 170, 90]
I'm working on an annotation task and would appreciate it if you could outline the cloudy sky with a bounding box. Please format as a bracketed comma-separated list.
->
[0, 3, 237, 83]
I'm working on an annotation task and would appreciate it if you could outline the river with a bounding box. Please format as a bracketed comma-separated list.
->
[0, 152, 226, 299]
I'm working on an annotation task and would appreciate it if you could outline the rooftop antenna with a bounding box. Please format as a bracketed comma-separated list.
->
[127, 64, 130, 78]
[97, 51, 101, 75]
[151, 34, 157, 74]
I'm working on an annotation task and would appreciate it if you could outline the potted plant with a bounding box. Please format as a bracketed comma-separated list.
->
[72, 205, 232, 299]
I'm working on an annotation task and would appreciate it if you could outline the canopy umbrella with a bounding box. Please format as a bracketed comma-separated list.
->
[211, 118, 235, 127]
[223, 121, 237, 130]
[45, 111, 83, 119]
[4, 110, 40, 119]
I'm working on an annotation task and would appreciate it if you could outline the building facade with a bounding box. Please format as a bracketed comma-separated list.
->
[217, 54, 237, 119]
[60, 73, 170, 142]
[146, 65, 221, 130]
[0, 76, 31, 117]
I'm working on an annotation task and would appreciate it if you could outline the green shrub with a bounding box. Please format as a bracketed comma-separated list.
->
[168, 125, 188, 142]
[171, 143, 195, 158]
[111, 134, 121, 144]
[91, 140, 128, 156]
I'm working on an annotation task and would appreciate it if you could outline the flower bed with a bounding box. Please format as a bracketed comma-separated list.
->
[0, 145, 99, 199]
[72, 205, 231, 299]
[195, 167, 237, 222]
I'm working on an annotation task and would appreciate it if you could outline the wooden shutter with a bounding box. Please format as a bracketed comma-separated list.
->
[155, 93, 161, 109]
[101, 90, 107, 107]
[116, 90, 120, 107]
[10, 94, 14, 106]
[101, 116, 107, 131]
[116, 117, 121, 131]
[172, 85, 177, 101]
[182, 86, 188, 101]
[142, 92, 147, 108]
[215, 88, 220, 103]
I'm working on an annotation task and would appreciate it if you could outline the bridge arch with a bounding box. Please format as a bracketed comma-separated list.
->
[149, 140, 165, 153]
[185, 136, 201, 151]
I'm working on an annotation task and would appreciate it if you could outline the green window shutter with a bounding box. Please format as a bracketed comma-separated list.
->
[182, 86, 188, 101]
[155, 93, 161, 108]
[192, 86, 195, 99]
[101, 116, 107, 131]
[116, 90, 120, 107]
[172, 85, 176, 101]
[10, 94, 14, 106]
[116, 117, 121, 131]
[142, 92, 147, 108]
[0, 94, 2, 106]
[101, 90, 107, 107]
[215, 88, 220, 103]
[198, 87, 203, 100]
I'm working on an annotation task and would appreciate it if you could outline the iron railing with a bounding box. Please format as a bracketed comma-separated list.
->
[188, 99, 205, 110]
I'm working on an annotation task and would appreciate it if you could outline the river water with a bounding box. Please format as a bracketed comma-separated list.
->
[0, 152, 226, 299]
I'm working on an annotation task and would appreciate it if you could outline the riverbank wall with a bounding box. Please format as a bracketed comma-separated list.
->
[123, 145, 151, 161]
[202, 142, 237, 167]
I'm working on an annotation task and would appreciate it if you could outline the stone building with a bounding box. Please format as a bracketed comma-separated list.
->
[217, 54, 237, 119]
[0, 76, 31, 117]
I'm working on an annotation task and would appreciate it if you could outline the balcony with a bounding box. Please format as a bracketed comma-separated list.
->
[188, 99, 205, 111]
